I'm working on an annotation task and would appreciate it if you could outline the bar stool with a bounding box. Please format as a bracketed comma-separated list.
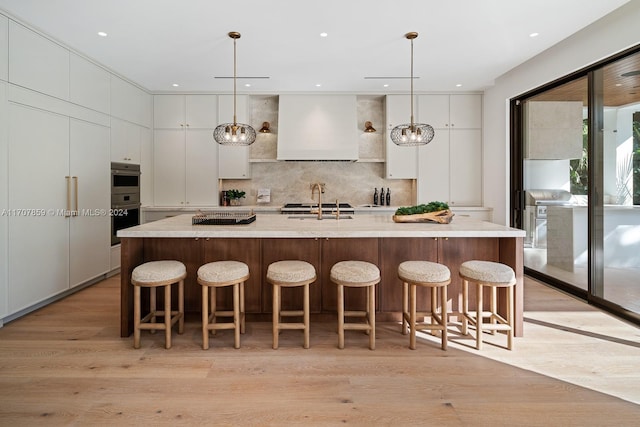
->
[330, 261, 380, 350]
[266, 260, 317, 349]
[197, 261, 249, 350]
[460, 260, 517, 350]
[399, 261, 451, 350]
[131, 260, 186, 349]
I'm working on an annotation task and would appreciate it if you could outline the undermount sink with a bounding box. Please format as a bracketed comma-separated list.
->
[287, 215, 353, 220]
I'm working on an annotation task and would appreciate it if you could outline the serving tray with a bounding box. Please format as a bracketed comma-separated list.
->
[392, 209, 454, 224]
[192, 210, 256, 225]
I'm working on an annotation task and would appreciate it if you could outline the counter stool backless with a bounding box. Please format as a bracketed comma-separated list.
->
[131, 260, 185, 349]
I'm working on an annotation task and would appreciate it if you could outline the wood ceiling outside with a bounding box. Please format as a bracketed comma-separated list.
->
[530, 51, 640, 107]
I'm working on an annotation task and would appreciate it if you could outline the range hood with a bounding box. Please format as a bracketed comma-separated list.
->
[277, 95, 358, 161]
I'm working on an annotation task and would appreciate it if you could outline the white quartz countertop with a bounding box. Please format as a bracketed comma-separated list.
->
[119, 213, 524, 238]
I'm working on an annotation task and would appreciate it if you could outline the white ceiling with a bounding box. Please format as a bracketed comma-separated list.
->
[0, 0, 631, 93]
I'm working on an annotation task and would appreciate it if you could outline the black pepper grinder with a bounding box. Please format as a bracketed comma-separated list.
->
[380, 188, 385, 206]
[373, 188, 379, 205]
[386, 187, 391, 206]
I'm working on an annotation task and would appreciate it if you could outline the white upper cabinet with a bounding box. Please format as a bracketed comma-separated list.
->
[111, 75, 151, 127]
[111, 117, 141, 164]
[8, 21, 69, 100]
[154, 94, 217, 129]
[418, 94, 450, 129]
[218, 94, 251, 179]
[0, 14, 7, 82]
[69, 53, 110, 114]
[419, 94, 482, 129]
[0, 81, 7, 319]
[385, 94, 418, 179]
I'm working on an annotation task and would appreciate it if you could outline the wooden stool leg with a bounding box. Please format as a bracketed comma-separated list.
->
[149, 287, 157, 334]
[210, 287, 217, 336]
[441, 285, 448, 351]
[507, 285, 514, 350]
[461, 279, 469, 335]
[369, 284, 375, 350]
[475, 283, 483, 350]
[178, 279, 184, 334]
[303, 283, 310, 349]
[272, 285, 280, 350]
[164, 284, 172, 349]
[240, 282, 246, 334]
[233, 283, 240, 349]
[337, 284, 345, 349]
[409, 284, 417, 350]
[202, 285, 209, 350]
[430, 286, 438, 336]
[489, 286, 497, 335]
[402, 281, 408, 335]
[133, 285, 141, 349]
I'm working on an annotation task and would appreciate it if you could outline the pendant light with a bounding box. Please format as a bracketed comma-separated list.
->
[390, 32, 434, 146]
[213, 32, 256, 145]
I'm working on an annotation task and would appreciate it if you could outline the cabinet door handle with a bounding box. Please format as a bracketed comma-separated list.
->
[73, 176, 79, 216]
[65, 176, 72, 217]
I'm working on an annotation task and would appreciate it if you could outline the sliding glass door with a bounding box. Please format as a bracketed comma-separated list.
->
[514, 47, 640, 324]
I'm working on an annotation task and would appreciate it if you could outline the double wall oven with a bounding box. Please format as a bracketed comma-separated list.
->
[111, 162, 141, 245]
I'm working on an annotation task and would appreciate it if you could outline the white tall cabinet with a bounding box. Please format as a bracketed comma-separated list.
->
[0, 81, 7, 321]
[7, 104, 110, 314]
[418, 94, 482, 206]
[0, 14, 8, 82]
[153, 95, 219, 206]
[385, 95, 418, 179]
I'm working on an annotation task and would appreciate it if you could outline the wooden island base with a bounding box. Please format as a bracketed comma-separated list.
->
[120, 218, 523, 338]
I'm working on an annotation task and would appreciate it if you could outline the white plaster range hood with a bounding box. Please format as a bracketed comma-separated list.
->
[277, 95, 358, 161]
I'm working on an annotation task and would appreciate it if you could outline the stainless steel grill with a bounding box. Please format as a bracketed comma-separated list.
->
[524, 189, 574, 248]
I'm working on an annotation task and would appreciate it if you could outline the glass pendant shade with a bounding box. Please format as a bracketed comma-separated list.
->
[391, 32, 435, 146]
[214, 32, 256, 146]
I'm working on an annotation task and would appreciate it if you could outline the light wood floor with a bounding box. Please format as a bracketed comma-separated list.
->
[0, 275, 639, 426]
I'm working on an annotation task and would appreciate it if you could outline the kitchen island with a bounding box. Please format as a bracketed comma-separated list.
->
[119, 214, 525, 337]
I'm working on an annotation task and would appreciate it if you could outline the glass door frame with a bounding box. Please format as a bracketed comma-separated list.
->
[510, 44, 640, 326]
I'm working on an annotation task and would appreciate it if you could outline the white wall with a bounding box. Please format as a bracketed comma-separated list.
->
[483, 0, 640, 225]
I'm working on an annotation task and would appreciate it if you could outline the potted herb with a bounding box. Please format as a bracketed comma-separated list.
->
[226, 189, 246, 206]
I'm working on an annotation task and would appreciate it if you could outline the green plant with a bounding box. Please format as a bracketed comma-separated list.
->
[226, 189, 246, 200]
[570, 120, 589, 195]
[395, 201, 449, 216]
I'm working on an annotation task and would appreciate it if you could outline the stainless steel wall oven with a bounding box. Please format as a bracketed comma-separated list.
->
[111, 162, 141, 245]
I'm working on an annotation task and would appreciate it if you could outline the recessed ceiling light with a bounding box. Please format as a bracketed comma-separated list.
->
[245, 83, 251, 87]
[315, 83, 322, 87]
[320, 32, 328, 38]
[529, 32, 539, 38]
[172, 83, 179, 87]
[456, 84, 462, 87]
[383, 84, 389, 88]
[97, 31, 108, 37]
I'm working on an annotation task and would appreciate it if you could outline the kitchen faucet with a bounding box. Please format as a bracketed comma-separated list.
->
[310, 183, 325, 220]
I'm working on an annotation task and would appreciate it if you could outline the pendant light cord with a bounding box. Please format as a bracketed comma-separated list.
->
[233, 36, 237, 126]
[410, 36, 414, 128]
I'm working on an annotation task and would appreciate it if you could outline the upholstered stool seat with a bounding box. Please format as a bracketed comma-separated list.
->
[131, 260, 186, 349]
[198, 261, 249, 350]
[267, 260, 317, 349]
[459, 260, 517, 350]
[330, 261, 381, 350]
[399, 261, 451, 350]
